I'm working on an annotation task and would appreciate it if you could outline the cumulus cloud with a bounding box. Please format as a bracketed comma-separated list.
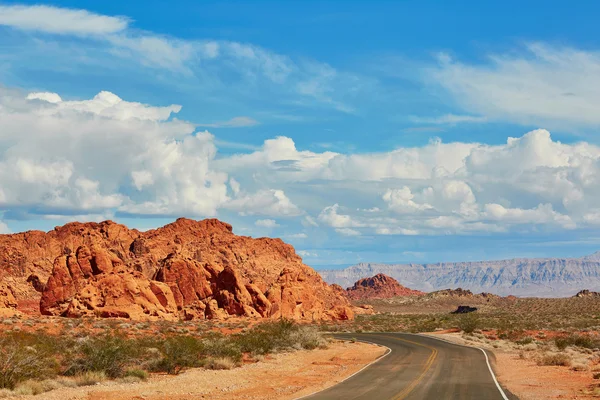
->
[255, 219, 279, 228]
[0, 5, 128, 35]
[218, 128, 600, 237]
[0, 88, 292, 219]
[431, 43, 600, 128]
[383, 187, 433, 214]
[224, 189, 301, 217]
[3, 87, 600, 239]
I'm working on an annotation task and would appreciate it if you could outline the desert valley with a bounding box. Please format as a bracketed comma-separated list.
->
[2, 2, 600, 398]
[0, 218, 600, 399]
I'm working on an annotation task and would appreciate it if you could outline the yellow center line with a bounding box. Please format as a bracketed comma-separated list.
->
[379, 335, 438, 400]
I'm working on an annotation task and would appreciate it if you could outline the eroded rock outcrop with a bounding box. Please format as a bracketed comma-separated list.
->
[6, 218, 353, 321]
[346, 273, 424, 300]
[574, 289, 600, 298]
[0, 282, 19, 317]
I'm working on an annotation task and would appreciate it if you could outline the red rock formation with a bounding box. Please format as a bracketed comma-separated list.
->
[0, 282, 19, 317]
[1, 218, 352, 321]
[346, 273, 424, 300]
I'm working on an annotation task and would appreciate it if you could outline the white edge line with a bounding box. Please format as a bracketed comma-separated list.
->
[293, 338, 392, 400]
[413, 333, 510, 400]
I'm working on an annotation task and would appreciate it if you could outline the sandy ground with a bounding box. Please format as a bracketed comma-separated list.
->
[8, 341, 384, 400]
[427, 332, 598, 400]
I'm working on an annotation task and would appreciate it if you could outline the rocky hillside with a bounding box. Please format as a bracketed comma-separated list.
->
[0, 218, 353, 321]
[346, 274, 424, 300]
[319, 253, 600, 297]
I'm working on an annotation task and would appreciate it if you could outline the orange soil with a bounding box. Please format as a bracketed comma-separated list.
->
[494, 351, 597, 400]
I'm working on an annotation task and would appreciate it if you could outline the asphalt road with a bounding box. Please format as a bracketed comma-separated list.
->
[301, 333, 518, 400]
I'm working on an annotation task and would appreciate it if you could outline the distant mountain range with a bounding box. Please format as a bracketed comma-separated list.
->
[318, 252, 600, 297]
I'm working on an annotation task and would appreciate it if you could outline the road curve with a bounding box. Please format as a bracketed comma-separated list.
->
[301, 333, 518, 400]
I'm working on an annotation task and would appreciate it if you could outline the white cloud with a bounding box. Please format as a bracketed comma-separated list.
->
[409, 114, 487, 125]
[287, 233, 308, 239]
[0, 88, 290, 219]
[225, 189, 302, 217]
[383, 187, 433, 214]
[255, 219, 279, 228]
[336, 228, 361, 236]
[431, 43, 600, 128]
[318, 204, 362, 228]
[0, 221, 10, 234]
[302, 216, 319, 227]
[198, 116, 259, 128]
[3, 86, 600, 238]
[0, 5, 128, 35]
[27, 92, 62, 103]
[297, 250, 317, 257]
[0, 5, 367, 111]
[131, 171, 154, 191]
[483, 203, 575, 228]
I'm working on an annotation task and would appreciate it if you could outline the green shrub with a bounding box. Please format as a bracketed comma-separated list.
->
[234, 319, 325, 355]
[125, 369, 148, 381]
[64, 334, 139, 378]
[150, 335, 205, 375]
[515, 336, 534, 345]
[458, 314, 479, 334]
[0, 339, 58, 389]
[555, 334, 600, 350]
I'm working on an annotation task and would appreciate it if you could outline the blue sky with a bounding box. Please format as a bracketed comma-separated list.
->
[2, 1, 600, 268]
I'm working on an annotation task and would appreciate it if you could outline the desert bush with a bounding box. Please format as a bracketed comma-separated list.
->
[0, 339, 58, 389]
[537, 353, 572, 366]
[203, 334, 243, 361]
[13, 378, 67, 395]
[515, 336, 534, 345]
[235, 319, 325, 355]
[125, 369, 148, 381]
[457, 314, 479, 334]
[74, 371, 107, 386]
[555, 334, 600, 350]
[149, 335, 205, 374]
[64, 334, 139, 378]
[572, 363, 589, 371]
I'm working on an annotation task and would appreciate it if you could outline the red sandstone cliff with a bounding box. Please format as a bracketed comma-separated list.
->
[0, 218, 353, 321]
[346, 273, 424, 300]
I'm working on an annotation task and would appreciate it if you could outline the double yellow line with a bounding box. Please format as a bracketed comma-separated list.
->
[381, 335, 438, 400]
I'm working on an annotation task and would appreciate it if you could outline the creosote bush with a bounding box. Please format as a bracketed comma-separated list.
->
[555, 334, 600, 350]
[457, 313, 479, 334]
[537, 353, 572, 367]
[0, 318, 326, 393]
[0, 336, 58, 389]
[64, 334, 140, 378]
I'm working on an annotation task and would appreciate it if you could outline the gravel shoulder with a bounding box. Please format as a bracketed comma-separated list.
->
[8, 341, 384, 400]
